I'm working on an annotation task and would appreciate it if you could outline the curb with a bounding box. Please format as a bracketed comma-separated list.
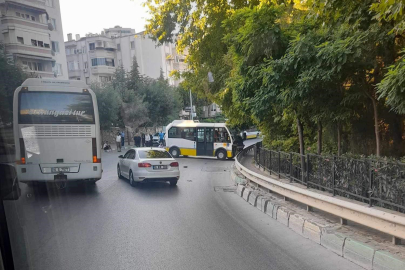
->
[234, 184, 405, 270]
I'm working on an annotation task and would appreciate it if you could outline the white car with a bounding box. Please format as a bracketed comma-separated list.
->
[117, 148, 180, 186]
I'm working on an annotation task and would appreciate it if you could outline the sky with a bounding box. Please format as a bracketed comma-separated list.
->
[60, 0, 150, 41]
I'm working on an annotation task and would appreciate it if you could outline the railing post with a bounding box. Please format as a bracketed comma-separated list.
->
[289, 153, 293, 183]
[332, 156, 336, 196]
[258, 146, 261, 168]
[369, 166, 373, 207]
[278, 151, 281, 178]
[306, 154, 310, 188]
[269, 150, 272, 175]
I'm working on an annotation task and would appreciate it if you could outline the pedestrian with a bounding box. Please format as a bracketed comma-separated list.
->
[145, 132, 150, 147]
[141, 133, 146, 147]
[116, 132, 122, 152]
[149, 134, 153, 146]
[134, 133, 141, 147]
[159, 131, 164, 145]
[121, 131, 125, 149]
[103, 141, 112, 152]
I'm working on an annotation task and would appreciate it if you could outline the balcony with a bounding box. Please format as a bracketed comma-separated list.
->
[2, 0, 47, 13]
[1, 16, 49, 32]
[89, 50, 116, 59]
[6, 43, 52, 59]
[68, 69, 82, 78]
[91, 66, 116, 74]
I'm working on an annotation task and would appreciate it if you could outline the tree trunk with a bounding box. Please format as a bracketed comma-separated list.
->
[317, 121, 322, 155]
[297, 118, 305, 156]
[370, 97, 380, 157]
[337, 122, 341, 156]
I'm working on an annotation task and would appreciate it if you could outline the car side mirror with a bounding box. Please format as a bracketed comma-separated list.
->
[0, 164, 21, 201]
[118, 155, 124, 159]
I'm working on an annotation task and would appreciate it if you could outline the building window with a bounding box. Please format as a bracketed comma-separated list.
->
[50, 18, 57, 30]
[45, 0, 54, 7]
[16, 12, 20, 17]
[38, 41, 44, 47]
[84, 62, 88, 69]
[51, 41, 59, 52]
[99, 76, 112, 82]
[31, 16, 35, 21]
[117, 44, 121, 51]
[131, 41, 135, 49]
[68, 61, 79, 71]
[89, 43, 95, 50]
[25, 14, 30, 19]
[53, 63, 62, 76]
[44, 43, 50, 48]
[23, 61, 44, 72]
[91, 58, 115, 67]
[66, 48, 70, 55]
[17, 37, 24, 44]
[31, 39, 37, 46]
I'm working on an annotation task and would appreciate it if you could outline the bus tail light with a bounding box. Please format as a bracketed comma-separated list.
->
[19, 138, 26, 164]
[138, 163, 152, 168]
[92, 138, 101, 163]
[170, 162, 179, 167]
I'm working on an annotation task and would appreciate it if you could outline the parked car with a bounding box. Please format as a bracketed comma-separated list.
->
[117, 148, 180, 186]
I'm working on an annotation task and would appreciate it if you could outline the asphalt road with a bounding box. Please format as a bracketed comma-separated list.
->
[4, 139, 362, 270]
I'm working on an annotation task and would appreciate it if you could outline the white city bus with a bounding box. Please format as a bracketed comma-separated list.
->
[165, 120, 236, 160]
[13, 79, 102, 184]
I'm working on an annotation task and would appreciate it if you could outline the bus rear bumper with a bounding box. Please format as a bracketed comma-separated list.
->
[16, 163, 102, 182]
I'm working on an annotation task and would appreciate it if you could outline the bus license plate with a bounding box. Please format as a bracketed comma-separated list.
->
[153, 165, 167, 170]
[52, 167, 70, 173]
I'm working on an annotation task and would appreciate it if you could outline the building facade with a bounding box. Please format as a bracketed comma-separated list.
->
[65, 26, 187, 86]
[0, 0, 67, 78]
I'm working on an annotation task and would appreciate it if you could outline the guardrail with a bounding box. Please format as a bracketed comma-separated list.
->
[252, 142, 405, 213]
[236, 143, 405, 244]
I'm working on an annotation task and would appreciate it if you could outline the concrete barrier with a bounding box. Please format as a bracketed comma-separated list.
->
[373, 250, 405, 270]
[236, 184, 245, 197]
[257, 197, 269, 212]
[242, 187, 252, 202]
[276, 207, 292, 227]
[288, 213, 305, 235]
[264, 201, 279, 219]
[320, 231, 346, 257]
[248, 192, 262, 207]
[343, 238, 375, 270]
[303, 220, 322, 244]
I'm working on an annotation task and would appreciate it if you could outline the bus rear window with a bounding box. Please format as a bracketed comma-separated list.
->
[19, 92, 95, 124]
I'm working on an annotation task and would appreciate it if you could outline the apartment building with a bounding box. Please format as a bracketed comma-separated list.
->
[65, 26, 187, 86]
[0, 0, 67, 78]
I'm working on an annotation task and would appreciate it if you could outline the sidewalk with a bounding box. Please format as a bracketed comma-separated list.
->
[235, 150, 405, 269]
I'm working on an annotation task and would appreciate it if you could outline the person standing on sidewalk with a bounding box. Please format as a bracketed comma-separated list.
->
[121, 131, 125, 149]
[145, 133, 150, 147]
[141, 133, 146, 147]
[159, 131, 164, 145]
[116, 132, 122, 152]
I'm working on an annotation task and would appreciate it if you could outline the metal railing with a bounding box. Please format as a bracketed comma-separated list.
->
[248, 142, 405, 213]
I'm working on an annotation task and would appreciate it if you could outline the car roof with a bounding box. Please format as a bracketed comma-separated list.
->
[130, 147, 166, 151]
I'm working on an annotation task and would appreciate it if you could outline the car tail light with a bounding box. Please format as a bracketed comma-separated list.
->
[19, 138, 26, 164]
[138, 163, 152, 168]
[170, 162, 179, 167]
[92, 138, 101, 163]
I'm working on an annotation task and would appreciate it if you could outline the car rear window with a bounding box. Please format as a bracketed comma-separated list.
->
[139, 150, 172, 159]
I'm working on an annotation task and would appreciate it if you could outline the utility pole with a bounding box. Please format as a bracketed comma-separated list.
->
[189, 89, 194, 121]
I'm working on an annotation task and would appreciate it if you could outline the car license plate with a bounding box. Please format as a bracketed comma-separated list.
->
[153, 165, 167, 170]
[51, 167, 70, 173]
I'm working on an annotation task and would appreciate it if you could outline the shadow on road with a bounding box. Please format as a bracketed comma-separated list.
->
[119, 177, 181, 197]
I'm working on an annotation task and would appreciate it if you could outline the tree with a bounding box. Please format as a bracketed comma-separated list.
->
[0, 43, 27, 124]
[127, 56, 143, 93]
[91, 82, 121, 130]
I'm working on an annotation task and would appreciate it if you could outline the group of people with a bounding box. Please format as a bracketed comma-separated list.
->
[103, 131, 165, 152]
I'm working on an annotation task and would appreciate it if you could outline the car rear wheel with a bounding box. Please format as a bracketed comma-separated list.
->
[129, 171, 136, 187]
[169, 180, 178, 186]
[216, 149, 227, 160]
[169, 147, 180, 158]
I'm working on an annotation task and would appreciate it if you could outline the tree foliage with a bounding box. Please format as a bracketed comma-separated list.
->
[145, 0, 405, 157]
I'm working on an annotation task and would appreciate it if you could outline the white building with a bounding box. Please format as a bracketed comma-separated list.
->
[65, 26, 187, 86]
[0, 0, 67, 78]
